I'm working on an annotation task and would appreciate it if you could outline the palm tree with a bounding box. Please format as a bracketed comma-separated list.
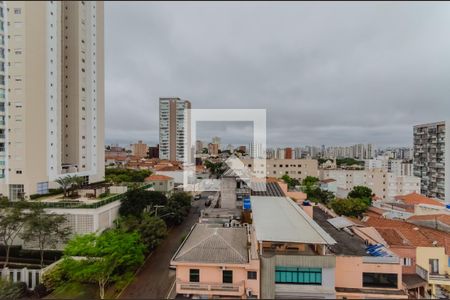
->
[55, 176, 73, 198]
[70, 175, 85, 197]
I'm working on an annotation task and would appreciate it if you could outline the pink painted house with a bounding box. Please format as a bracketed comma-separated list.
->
[170, 224, 260, 299]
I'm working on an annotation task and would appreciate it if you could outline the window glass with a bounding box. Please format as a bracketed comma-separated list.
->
[275, 267, 322, 285]
[223, 270, 233, 284]
[362, 272, 398, 288]
[189, 269, 199, 283]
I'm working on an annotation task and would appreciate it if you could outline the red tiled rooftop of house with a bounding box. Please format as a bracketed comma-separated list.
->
[408, 214, 450, 226]
[363, 216, 450, 253]
[394, 192, 444, 207]
[320, 178, 336, 183]
[145, 174, 173, 181]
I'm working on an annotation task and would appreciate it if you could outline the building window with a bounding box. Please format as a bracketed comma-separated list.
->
[37, 182, 49, 195]
[429, 259, 439, 274]
[402, 258, 412, 266]
[362, 273, 398, 288]
[189, 269, 199, 283]
[247, 271, 257, 280]
[9, 184, 24, 201]
[223, 270, 233, 284]
[275, 267, 322, 285]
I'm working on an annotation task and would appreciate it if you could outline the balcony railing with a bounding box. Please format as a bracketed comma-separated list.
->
[177, 280, 245, 295]
[362, 256, 399, 264]
[416, 265, 428, 280]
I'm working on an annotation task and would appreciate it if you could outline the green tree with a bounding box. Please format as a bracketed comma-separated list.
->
[348, 186, 373, 204]
[55, 176, 74, 198]
[119, 189, 167, 217]
[281, 175, 300, 189]
[0, 278, 26, 299]
[307, 188, 335, 205]
[204, 160, 225, 178]
[0, 199, 29, 267]
[105, 168, 151, 184]
[117, 214, 167, 250]
[20, 204, 71, 267]
[161, 192, 192, 226]
[301, 176, 319, 195]
[330, 198, 369, 218]
[63, 230, 145, 299]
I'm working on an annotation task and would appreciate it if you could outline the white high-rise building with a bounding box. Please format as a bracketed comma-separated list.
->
[249, 143, 264, 159]
[159, 98, 191, 161]
[0, 1, 105, 200]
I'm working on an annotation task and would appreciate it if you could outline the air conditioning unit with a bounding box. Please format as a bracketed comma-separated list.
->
[246, 288, 253, 297]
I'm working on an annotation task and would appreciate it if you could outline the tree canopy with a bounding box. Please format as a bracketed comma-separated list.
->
[348, 185, 373, 203]
[117, 214, 167, 251]
[330, 198, 369, 218]
[63, 230, 145, 299]
[119, 189, 167, 217]
[105, 168, 151, 184]
[281, 175, 300, 189]
[0, 198, 30, 267]
[21, 204, 71, 267]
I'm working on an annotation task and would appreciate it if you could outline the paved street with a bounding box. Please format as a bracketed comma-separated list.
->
[118, 193, 211, 299]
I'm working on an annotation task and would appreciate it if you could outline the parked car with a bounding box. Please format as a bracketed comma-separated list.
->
[194, 194, 201, 200]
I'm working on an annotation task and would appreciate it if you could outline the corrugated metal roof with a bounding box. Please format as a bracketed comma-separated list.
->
[327, 216, 355, 229]
[250, 196, 336, 245]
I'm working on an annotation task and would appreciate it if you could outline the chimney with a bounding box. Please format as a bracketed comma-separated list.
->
[301, 200, 314, 219]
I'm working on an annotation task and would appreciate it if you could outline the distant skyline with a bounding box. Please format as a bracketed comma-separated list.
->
[105, 2, 450, 147]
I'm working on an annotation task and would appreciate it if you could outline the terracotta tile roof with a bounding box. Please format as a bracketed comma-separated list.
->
[367, 206, 386, 216]
[145, 174, 173, 181]
[408, 214, 450, 226]
[320, 178, 336, 183]
[154, 165, 181, 171]
[395, 192, 444, 207]
[363, 216, 450, 253]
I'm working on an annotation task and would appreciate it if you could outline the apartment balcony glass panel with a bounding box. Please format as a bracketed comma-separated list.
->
[275, 267, 322, 285]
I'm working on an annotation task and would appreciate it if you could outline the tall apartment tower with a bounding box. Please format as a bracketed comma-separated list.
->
[0, 1, 104, 200]
[159, 97, 191, 162]
[413, 121, 449, 201]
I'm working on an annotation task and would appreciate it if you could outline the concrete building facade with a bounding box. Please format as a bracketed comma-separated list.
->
[159, 97, 191, 162]
[413, 121, 449, 201]
[320, 169, 420, 200]
[131, 140, 148, 159]
[0, 1, 105, 200]
[241, 158, 319, 181]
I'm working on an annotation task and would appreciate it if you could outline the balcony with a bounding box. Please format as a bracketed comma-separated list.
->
[416, 265, 450, 286]
[176, 280, 245, 296]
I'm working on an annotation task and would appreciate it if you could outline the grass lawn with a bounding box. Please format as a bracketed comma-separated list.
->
[45, 282, 98, 299]
[45, 282, 121, 299]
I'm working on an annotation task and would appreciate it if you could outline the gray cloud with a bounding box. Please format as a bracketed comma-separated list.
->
[105, 2, 450, 148]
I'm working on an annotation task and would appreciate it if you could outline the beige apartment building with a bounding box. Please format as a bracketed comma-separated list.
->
[0, 1, 104, 200]
[319, 169, 420, 200]
[159, 97, 191, 162]
[241, 158, 319, 181]
[131, 140, 148, 158]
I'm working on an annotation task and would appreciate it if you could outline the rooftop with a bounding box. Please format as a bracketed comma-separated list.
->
[407, 214, 450, 227]
[394, 192, 444, 207]
[145, 174, 173, 181]
[172, 224, 248, 264]
[362, 216, 450, 253]
[320, 178, 336, 184]
[250, 196, 336, 245]
[250, 182, 286, 197]
[312, 207, 367, 256]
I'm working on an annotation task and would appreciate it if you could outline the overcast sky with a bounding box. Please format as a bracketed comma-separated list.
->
[105, 2, 450, 148]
